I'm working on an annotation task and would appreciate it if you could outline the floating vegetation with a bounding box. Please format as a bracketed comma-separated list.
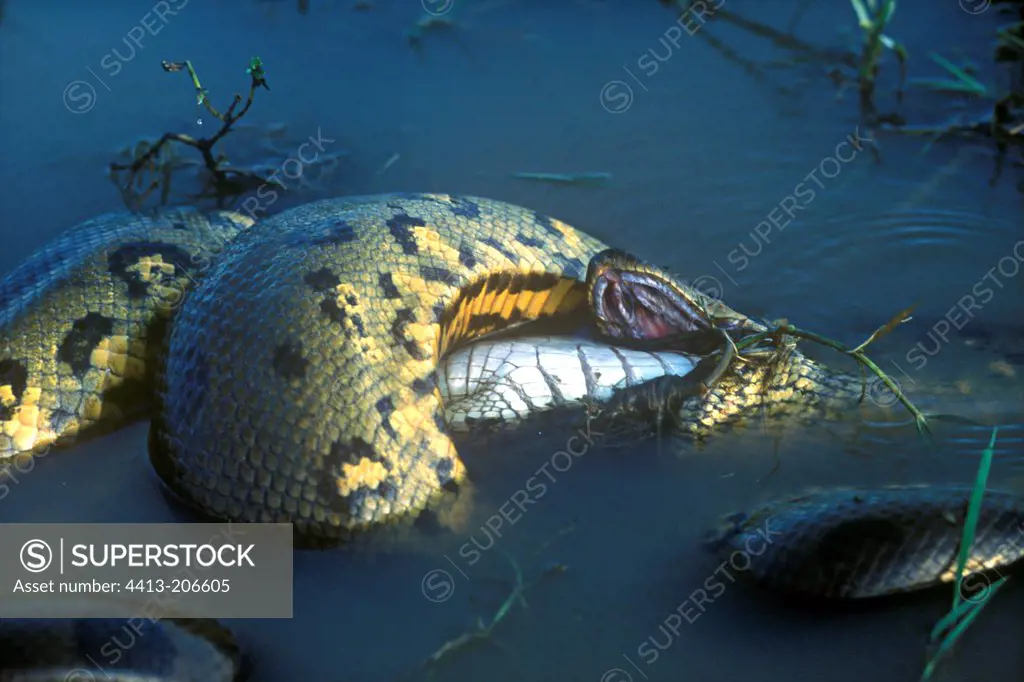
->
[603, 301, 931, 440]
[422, 552, 567, 672]
[732, 304, 929, 434]
[376, 152, 401, 177]
[512, 171, 613, 187]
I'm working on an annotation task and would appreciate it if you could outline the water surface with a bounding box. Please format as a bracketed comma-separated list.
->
[1, 1, 1023, 680]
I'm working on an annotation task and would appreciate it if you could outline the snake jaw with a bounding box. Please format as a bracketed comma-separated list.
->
[592, 267, 710, 340]
[587, 249, 749, 343]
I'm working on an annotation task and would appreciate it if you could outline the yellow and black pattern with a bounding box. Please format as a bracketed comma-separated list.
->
[0, 208, 253, 460]
[677, 350, 867, 434]
[148, 193, 608, 542]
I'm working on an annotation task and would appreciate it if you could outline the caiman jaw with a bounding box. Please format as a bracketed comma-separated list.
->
[586, 248, 750, 342]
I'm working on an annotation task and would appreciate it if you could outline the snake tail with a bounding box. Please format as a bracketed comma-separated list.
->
[705, 484, 1024, 599]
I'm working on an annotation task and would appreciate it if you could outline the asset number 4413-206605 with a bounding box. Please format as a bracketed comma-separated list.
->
[124, 578, 231, 593]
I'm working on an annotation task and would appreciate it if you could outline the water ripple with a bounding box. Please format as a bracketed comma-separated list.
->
[716, 206, 1022, 335]
[799, 206, 1010, 267]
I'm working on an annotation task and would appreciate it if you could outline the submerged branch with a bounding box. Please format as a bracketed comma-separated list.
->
[422, 553, 566, 671]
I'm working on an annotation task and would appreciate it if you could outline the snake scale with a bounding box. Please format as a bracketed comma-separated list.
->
[2, 193, 1023, 680]
[2, 193, 692, 543]
[0, 191, 878, 541]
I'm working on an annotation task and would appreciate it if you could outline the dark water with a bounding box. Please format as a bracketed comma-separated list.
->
[1, 1, 1023, 680]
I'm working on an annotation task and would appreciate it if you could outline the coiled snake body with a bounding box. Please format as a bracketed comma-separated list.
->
[3, 194, 664, 544]
[0, 192, 882, 545]
[2, 193, 1023, 679]
[148, 193, 616, 541]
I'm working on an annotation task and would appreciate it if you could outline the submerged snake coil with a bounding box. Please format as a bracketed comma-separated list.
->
[148, 193, 609, 543]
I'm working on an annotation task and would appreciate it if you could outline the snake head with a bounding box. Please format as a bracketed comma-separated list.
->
[585, 249, 751, 344]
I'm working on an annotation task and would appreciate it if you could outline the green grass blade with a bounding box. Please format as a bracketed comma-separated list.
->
[920, 426, 1003, 681]
[951, 426, 999, 614]
[921, 576, 1009, 681]
[928, 591, 981, 641]
[881, 0, 897, 25]
[997, 28, 1024, 53]
[850, 0, 872, 29]
[928, 51, 987, 93]
[910, 78, 987, 95]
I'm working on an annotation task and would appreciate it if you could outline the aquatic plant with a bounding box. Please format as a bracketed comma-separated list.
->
[645, 302, 931, 434]
[108, 57, 276, 210]
[512, 171, 613, 187]
[732, 304, 928, 433]
[912, 52, 988, 97]
[899, 61, 1022, 186]
[920, 427, 1007, 681]
[848, 0, 907, 117]
[657, 0, 1023, 190]
[422, 551, 568, 672]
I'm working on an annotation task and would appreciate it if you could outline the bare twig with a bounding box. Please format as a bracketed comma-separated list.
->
[423, 553, 566, 670]
[849, 302, 916, 353]
[109, 57, 271, 210]
[730, 317, 930, 434]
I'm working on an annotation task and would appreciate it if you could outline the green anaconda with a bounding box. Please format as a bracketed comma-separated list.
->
[0, 193, 1015, 538]
[0, 208, 253, 457]
[0, 607, 242, 682]
[0, 192, 818, 542]
[3, 194, 1024, 678]
[706, 485, 1024, 600]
